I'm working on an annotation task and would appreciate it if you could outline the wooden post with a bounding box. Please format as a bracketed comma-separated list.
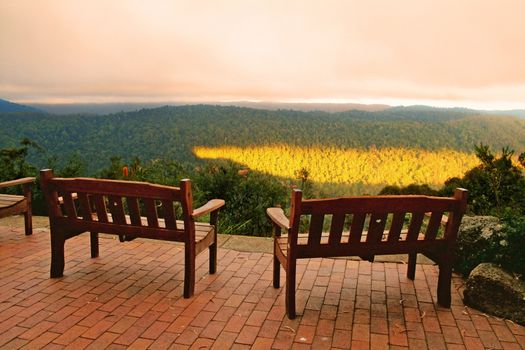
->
[438, 188, 468, 307]
[209, 210, 218, 274]
[286, 189, 302, 319]
[90, 232, 99, 258]
[273, 225, 281, 289]
[40, 169, 66, 278]
[407, 253, 417, 280]
[180, 179, 196, 298]
[23, 182, 33, 235]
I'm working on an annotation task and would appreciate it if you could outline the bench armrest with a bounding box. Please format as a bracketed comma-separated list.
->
[0, 177, 35, 189]
[192, 199, 225, 218]
[267, 207, 290, 230]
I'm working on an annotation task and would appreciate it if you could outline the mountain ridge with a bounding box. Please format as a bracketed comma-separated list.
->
[0, 98, 44, 113]
[1, 104, 524, 175]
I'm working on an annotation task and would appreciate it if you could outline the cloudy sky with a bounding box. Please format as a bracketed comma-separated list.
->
[1, 0, 524, 109]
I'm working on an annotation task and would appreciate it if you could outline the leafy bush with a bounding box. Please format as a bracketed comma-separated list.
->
[498, 214, 525, 276]
[378, 183, 438, 195]
[456, 145, 525, 216]
[193, 161, 288, 236]
[0, 138, 38, 189]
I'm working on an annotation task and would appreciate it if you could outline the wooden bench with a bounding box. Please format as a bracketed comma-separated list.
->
[40, 169, 225, 298]
[0, 177, 35, 235]
[267, 188, 468, 319]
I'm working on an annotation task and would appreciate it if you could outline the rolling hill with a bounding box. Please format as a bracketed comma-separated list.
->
[1, 104, 524, 177]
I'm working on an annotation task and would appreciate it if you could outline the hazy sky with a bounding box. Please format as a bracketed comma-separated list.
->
[1, 0, 525, 109]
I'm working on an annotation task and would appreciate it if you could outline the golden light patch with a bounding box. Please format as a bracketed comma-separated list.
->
[194, 145, 479, 187]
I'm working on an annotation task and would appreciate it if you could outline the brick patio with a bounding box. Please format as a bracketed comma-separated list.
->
[1, 220, 524, 349]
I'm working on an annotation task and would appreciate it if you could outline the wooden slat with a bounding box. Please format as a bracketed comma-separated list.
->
[92, 195, 108, 223]
[425, 211, 444, 240]
[49, 178, 181, 200]
[367, 212, 388, 243]
[77, 193, 92, 220]
[0, 194, 25, 201]
[387, 212, 406, 242]
[406, 212, 425, 241]
[162, 200, 177, 229]
[328, 213, 345, 245]
[53, 216, 213, 243]
[127, 197, 142, 226]
[144, 198, 159, 228]
[0, 200, 27, 217]
[277, 235, 448, 259]
[61, 192, 77, 218]
[0, 194, 24, 208]
[301, 195, 458, 215]
[307, 214, 324, 246]
[349, 213, 366, 243]
[54, 216, 185, 241]
[108, 196, 126, 225]
[0, 177, 34, 188]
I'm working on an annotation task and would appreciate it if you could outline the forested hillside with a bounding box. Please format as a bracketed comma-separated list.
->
[1, 104, 524, 175]
[195, 145, 480, 195]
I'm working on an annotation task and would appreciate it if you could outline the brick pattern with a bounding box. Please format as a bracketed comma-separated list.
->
[1, 226, 524, 349]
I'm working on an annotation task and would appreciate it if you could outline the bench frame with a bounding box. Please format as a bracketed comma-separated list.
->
[0, 177, 35, 236]
[40, 169, 224, 298]
[268, 188, 467, 319]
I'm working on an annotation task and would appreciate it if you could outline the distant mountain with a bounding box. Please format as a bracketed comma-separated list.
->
[222, 101, 390, 112]
[21, 99, 525, 116]
[28, 102, 173, 115]
[28, 101, 390, 115]
[484, 109, 525, 119]
[0, 98, 43, 113]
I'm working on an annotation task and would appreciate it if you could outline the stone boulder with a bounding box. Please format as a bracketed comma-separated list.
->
[455, 216, 503, 275]
[463, 263, 525, 325]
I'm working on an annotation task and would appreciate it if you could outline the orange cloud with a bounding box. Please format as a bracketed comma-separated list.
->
[1, 0, 524, 108]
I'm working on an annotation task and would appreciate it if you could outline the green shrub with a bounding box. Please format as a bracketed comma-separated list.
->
[379, 183, 438, 195]
[498, 214, 525, 276]
[0, 138, 38, 189]
[458, 145, 525, 216]
[193, 161, 288, 236]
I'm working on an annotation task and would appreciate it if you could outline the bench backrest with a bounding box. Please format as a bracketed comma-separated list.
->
[287, 188, 468, 259]
[40, 169, 196, 242]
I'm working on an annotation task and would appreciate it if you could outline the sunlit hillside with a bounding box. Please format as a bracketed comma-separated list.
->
[194, 145, 480, 194]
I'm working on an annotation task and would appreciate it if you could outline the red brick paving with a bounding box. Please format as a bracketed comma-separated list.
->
[1, 225, 524, 349]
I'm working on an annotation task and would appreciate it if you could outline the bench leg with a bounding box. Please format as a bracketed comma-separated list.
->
[90, 232, 99, 258]
[209, 242, 217, 274]
[50, 233, 65, 278]
[407, 253, 417, 280]
[273, 255, 280, 288]
[184, 245, 196, 298]
[24, 207, 32, 236]
[23, 185, 32, 236]
[285, 259, 296, 319]
[209, 228, 217, 274]
[437, 262, 452, 307]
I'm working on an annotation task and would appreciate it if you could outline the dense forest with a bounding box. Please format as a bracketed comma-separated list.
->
[1, 105, 524, 176]
[195, 145, 480, 195]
